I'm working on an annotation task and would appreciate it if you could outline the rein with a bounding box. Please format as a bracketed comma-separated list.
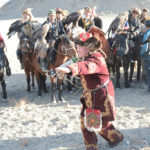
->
[53, 44, 75, 57]
[65, 76, 109, 92]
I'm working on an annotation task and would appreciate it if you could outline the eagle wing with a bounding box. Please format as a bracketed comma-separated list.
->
[7, 20, 28, 38]
[107, 11, 129, 37]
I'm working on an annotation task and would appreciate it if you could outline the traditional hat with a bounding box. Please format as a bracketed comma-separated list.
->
[145, 19, 150, 27]
[55, 8, 64, 15]
[84, 6, 91, 12]
[48, 9, 56, 15]
[22, 8, 33, 19]
[132, 7, 141, 16]
[142, 8, 149, 14]
[76, 32, 100, 50]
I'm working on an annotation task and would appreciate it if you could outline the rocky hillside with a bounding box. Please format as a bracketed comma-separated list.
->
[1, 0, 150, 19]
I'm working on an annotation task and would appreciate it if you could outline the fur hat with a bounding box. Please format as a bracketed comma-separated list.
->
[132, 7, 141, 16]
[22, 8, 33, 20]
[142, 8, 149, 14]
[145, 19, 150, 27]
[76, 33, 100, 50]
[84, 6, 91, 12]
[55, 8, 64, 15]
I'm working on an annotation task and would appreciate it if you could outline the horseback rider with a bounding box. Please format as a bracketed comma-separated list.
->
[45, 9, 65, 42]
[44, 9, 65, 63]
[140, 19, 150, 94]
[78, 6, 94, 31]
[0, 33, 11, 76]
[55, 8, 65, 22]
[17, 8, 39, 69]
[127, 8, 141, 37]
[140, 8, 150, 25]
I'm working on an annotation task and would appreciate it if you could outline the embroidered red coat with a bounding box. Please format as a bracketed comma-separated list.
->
[68, 52, 116, 122]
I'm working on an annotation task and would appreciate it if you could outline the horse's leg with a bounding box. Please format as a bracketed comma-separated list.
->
[123, 59, 130, 88]
[31, 71, 35, 88]
[137, 59, 141, 82]
[35, 72, 42, 96]
[115, 64, 121, 88]
[73, 77, 76, 85]
[67, 75, 72, 91]
[42, 75, 48, 93]
[24, 69, 31, 92]
[129, 61, 135, 82]
[50, 77, 57, 102]
[1, 80, 7, 99]
[58, 78, 65, 101]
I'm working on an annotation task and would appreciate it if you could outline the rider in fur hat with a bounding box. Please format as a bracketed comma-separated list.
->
[128, 7, 141, 36]
[17, 8, 40, 69]
[78, 6, 95, 31]
[56, 33, 124, 150]
[140, 8, 150, 24]
[43, 9, 65, 64]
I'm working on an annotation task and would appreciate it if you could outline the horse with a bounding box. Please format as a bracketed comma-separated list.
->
[0, 48, 9, 99]
[129, 32, 143, 82]
[48, 34, 77, 102]
[20, 37, 48, 96]
[112, 33, 131, 88]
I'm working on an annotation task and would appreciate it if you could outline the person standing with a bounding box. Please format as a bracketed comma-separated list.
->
[141, 20, 150, 93]
[56, 34, 123, 150]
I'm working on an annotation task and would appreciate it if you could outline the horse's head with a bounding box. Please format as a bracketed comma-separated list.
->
[0, 48, 5, 76]
[114, 33, 129, 58]
[20, 37, 33, 54]
[56, 34, 77, 59]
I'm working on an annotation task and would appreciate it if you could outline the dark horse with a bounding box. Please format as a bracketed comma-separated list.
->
[112, 33, 131, 88]
[0, 48, 10, 99]
[129, 32, 144, 82]
[20, 37, 48, 96]
[48, 34, 77, 102]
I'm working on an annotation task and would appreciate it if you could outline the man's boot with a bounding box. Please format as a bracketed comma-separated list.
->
[4, 56, 11, 76]
[16, 49, 24, 69]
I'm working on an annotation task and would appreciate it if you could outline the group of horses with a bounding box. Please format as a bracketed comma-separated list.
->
[0, 10, 144, 101]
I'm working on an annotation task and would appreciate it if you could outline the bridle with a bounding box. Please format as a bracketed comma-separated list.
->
[61, 44, 75, 56]
[53, 43, 76, 57]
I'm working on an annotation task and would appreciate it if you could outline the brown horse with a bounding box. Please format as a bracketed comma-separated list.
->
[48, 34, 77, 102]
[20, 38, 48, 96]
